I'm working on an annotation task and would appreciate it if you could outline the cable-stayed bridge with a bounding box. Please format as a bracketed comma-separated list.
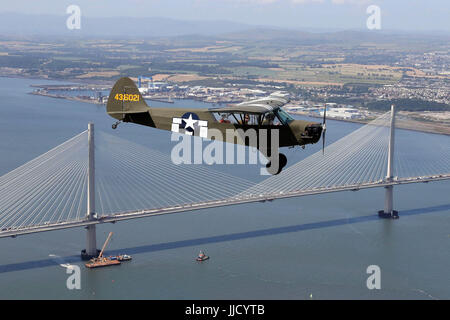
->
[0, 107, 449, 258]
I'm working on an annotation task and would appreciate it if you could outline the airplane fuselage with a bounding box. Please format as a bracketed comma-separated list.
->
[110, 107, 322, 150]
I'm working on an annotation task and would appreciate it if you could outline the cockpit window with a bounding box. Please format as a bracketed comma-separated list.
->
[262, 112, 279, 126]
[274, 108, 294, 125]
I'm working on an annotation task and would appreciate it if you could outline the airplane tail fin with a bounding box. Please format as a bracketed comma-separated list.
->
[106, 77, 150, 121]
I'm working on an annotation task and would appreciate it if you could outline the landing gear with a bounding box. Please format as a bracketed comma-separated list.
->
[112, 121, 122, 130]
[279, 153, 287, 169]
[266, 153, 287, 175]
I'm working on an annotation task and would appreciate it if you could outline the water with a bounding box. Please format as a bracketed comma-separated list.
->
[0, 77, 449, 299]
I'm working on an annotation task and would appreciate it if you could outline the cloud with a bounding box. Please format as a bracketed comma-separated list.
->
[226, 0, 369, 4]
[331, 0, 371, 4]
[224, 0, 279, 3]
[291, 0, 324, 3]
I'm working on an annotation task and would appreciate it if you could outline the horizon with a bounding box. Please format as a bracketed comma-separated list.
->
[0, 0, 449, 34]
[0, 12, 449, 39]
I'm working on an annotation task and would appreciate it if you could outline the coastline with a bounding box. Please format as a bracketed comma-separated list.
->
[28, 91, 105, 105]
[17, 75, 450, 137]
[289, 111, 450, 136]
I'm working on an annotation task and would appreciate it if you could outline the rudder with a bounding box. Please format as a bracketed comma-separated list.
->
[106, 77, 149, 121]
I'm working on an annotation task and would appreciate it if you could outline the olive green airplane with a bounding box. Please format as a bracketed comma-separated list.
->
[106, 77, 326, 174]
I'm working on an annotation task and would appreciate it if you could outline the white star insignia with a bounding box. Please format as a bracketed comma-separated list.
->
[183, 114, 197, 130]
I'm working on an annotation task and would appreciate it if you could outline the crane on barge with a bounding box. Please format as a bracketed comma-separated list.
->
[85, 232, 121, 268]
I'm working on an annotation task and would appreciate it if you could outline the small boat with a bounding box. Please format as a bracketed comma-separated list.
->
[117, 254, 132, 261]
[108, 254, 132, 261]
[196, 251, 209, 262]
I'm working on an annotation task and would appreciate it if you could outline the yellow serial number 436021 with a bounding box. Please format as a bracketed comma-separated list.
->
[114, 93, 140, 102]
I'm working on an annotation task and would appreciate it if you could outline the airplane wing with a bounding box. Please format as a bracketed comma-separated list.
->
[209, 92, 290, 114]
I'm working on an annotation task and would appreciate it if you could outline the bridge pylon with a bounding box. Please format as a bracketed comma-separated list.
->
[379, 105, 399, 219]
[81, 122, 100, 259]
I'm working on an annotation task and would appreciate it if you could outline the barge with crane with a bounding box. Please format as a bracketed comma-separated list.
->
[85, 232, 131, 268]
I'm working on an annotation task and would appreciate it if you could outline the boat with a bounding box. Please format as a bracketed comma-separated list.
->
[109, 254, 132, 262]
[85, 232, 122, 268]
[118, 254, 132, 261]
[85, 257, 121, 268]
[196, 251, 209, 262]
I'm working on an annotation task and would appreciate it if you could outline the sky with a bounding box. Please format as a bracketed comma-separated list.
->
[2, 0, 449, 32]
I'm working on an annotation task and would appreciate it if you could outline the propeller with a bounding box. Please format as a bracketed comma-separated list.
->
[322, 105, 327, 155]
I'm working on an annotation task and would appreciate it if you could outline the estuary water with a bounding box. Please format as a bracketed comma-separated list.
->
[0, 77, 449, 299]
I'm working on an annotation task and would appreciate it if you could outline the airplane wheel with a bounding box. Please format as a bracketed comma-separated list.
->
[279, 153, 287, 169]
[112, 123, 117, 129]
[266, 153, 287, 175]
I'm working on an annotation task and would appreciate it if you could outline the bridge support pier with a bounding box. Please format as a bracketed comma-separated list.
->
[81, 122, 100, 260]
[81, 225, 100, 260]
[378, 185, 398, 219]
[378, 105, 399, 219]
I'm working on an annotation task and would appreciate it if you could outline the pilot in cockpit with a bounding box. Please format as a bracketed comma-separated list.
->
[239, 114, 250, 125]
[263, 113, 276, 126]
[219, 114, 231, 123]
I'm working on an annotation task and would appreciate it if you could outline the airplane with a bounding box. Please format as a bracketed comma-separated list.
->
[106, 77, 326, 174]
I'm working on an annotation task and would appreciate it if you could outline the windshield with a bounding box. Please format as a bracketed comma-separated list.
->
[275, 108, 294, 125]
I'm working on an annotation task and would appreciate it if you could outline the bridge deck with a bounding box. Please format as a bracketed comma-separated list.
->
[1, 174, 448, 239]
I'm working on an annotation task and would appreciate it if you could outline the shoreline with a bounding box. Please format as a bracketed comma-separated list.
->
[29, 91, 105, 105]
[31, 88, 450, 136]
[289, 111, 450, 136]
[18, 76, 450, 137]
